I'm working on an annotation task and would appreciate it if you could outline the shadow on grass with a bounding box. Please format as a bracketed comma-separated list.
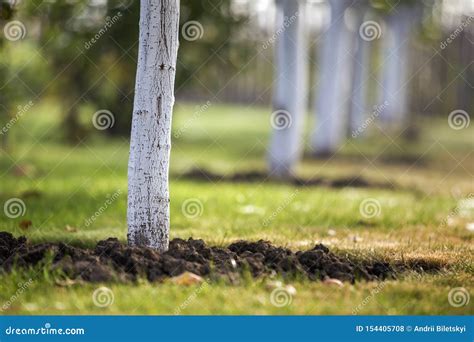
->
[175, 168, 396, 190]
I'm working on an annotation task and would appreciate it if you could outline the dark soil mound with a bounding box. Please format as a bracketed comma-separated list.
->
[178, 168, 393, 189]
[0, 231, 395, 283]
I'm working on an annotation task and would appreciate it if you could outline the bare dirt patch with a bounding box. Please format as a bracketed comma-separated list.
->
[177, 168, 394, 189]
[0, 231, 432, 284]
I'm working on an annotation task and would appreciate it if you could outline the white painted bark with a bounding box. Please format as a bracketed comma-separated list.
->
[127, 0, 180, 251]
[349, 12, 371, 137]
[379, 8, 412, 124]
[311, 0, 353, 156]
[268, 0, 308, 178]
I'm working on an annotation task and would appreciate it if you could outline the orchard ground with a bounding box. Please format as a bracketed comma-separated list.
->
[0, 101, 472, 314]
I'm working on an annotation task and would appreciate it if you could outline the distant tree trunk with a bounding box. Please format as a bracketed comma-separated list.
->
[268, 0, 308, 178]
[349, 11, 371, 137]
[458, 28, 473, 111]
[64, 104, 86, 144]
[127, 0, 180, 251]
[379, 7, 412, 125]
[0, 130, 7, 151]
[311, 0, 352, 156]
[0, 96, 7, 151]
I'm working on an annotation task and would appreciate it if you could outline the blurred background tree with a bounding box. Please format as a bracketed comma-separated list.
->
[10, 0, 247, 142]
[0, 0, 15, 150]
[0, 0, 471, 148]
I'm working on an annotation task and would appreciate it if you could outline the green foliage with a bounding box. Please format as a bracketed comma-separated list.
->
[8, 0, 248, 139]
[0, 0, 15, 149]
[369, 0, 419, 13]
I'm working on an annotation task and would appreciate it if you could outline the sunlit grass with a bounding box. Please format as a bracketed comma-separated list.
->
[0, 101, 472, 314]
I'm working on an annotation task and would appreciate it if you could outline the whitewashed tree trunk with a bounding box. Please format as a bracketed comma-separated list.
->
[349, 11, 371, 137]
[379, 8, 412, 124]
[127, 0, 180, 251]
[311, 0, 352, 156]
[268, 0, 308, 178]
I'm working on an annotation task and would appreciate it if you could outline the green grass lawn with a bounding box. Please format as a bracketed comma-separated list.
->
[0, 101, 472, 314]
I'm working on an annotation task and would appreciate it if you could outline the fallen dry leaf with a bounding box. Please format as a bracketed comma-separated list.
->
[323, 278, 344, 287]
[170, 272, 204, 286]
[19, 220, 32, 230]
[65, 225, 78, 233]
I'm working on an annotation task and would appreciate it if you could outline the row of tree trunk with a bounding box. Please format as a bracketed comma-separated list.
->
[268, 0, 419, 178]
[126, 0, 464, 250]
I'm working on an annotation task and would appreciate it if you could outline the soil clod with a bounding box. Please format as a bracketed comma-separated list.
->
[0, 231, 398, 284]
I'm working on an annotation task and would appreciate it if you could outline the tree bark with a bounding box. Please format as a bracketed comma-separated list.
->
[349, 10, 371, 137]
[379, 7, 412, 124]
[127, 0, 180, 251]
[268, 0, 308, 178]
[311, 0, 352, 156]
